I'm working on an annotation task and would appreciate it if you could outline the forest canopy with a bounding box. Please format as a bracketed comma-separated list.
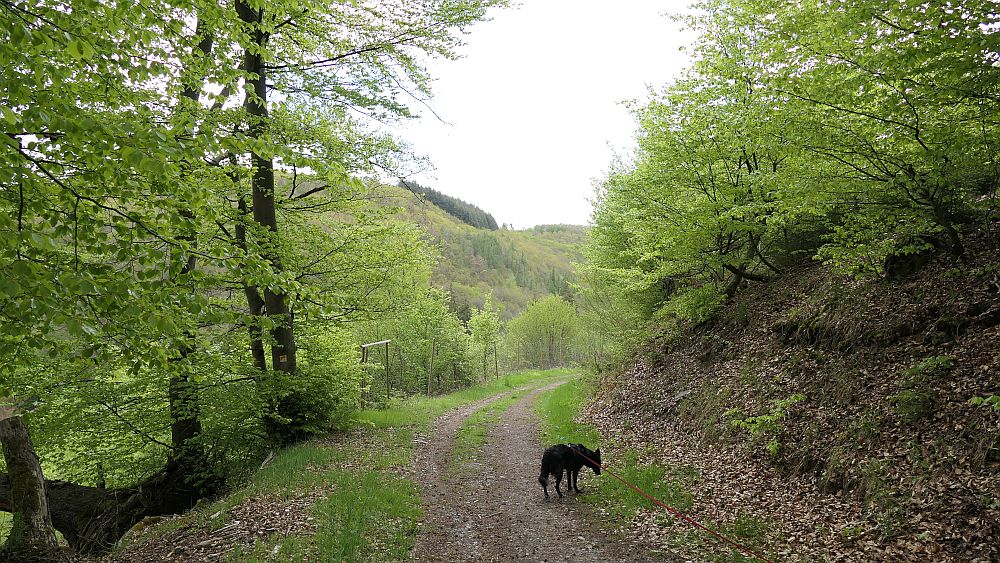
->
[585, 0, 1000, 351]
[399, 180, 500, 230]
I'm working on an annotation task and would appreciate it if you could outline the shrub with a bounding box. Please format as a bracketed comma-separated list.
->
[261, 325, 363, 443]
[890, 389, 933, 423]
[726, 394, 806, 456]
[969, 395, 999, 412]
[889, 356, 951, 424]
[657, 285, 724, 325]
[902, 356, 954, 382]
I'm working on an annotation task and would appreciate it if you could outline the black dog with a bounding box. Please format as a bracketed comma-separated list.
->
[538, 443, 602, 498]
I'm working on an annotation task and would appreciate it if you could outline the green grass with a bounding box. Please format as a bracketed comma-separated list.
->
[533, 374, 774, 562]
[535, 378, 698, 518]
[358, 368, 573, 431]
[451, 370, 577, 469]
[116, 368, 570, 561]
[660, 512, 774, 563]
[534, 376, 698, 516]
[226, 471, 420, 562]
[534, 375, 600, 446]
[594, 450, 697, 519]
[452, 389, 530, 469]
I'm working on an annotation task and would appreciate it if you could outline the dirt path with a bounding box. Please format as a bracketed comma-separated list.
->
[411, 381, 665, 562]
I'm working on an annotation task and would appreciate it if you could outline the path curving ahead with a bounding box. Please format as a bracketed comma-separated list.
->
[410, 381, 665, 562]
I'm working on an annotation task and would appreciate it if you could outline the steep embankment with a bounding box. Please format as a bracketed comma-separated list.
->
[586, 232, 999, 561]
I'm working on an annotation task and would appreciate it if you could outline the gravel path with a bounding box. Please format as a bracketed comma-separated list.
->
[411, 381, 665, 562]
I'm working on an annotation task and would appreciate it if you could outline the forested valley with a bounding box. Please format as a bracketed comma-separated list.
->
[1, 0, 998, 561]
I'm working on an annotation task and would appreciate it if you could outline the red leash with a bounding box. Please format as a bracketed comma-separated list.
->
[572, 449, 776, 563]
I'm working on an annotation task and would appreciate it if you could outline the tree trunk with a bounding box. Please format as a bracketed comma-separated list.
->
[236, 197, 268, 373]
[165, 16, 215, 482]
[168, 227, 208, 479]
[482, 347, 488, 382]
[165, 353, 216, 500]
[932, 204, 966, 258]
[237, 1, 300, 442]
[0, 462, 204, 555]
[0, 415, 58, 557]
[167, 369, 202, 459]
[427, 339, 435, 395]
[548, 333, 555, 368]
[384, 342, 391, 402]
[237, 3, 297, 376]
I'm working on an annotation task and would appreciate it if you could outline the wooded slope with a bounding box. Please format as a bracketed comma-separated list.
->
[588, 229, 999, 561]
[374, 184, 587, 319]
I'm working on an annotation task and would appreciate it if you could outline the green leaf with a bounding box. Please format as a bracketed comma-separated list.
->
[0, 106, 19, 126]
[28, 232, 58, 251]
[66, 40, 83, 60]
[66, 39, 95, 61]
[0, 277, 20, 298]
[139, 156, 165, 175]
[65, 317, 83, 336]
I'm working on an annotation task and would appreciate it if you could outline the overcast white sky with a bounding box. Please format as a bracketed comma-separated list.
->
[393, 1, 697, 228]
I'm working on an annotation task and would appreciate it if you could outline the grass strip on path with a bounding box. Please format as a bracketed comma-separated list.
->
[117, 368, 572, 563]
[452, 387, 534, 470]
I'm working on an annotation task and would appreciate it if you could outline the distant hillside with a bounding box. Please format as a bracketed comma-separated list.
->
[398, 180, 499, 231]
[375, 184, 587, 320]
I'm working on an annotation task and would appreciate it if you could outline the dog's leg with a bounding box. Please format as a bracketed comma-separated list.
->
[571, 469, 579, 492]
[555, 469, 563, 498]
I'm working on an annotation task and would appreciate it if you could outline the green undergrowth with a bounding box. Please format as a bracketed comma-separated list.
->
[118, 368, 571, 561]
[534, 376, 600, 445]
[659, 511, 774, 563]
[534, 375, 773, 562]
[595, 450, 698, 519]
[226, 469, 420, 562]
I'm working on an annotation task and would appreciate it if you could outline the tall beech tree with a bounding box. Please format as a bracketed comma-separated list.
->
[469, 294, 502, 380]
[225, 0, 506, 440]
[0, 0, 234, 552]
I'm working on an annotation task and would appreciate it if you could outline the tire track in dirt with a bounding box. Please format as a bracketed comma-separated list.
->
[411, 380, 667, 562]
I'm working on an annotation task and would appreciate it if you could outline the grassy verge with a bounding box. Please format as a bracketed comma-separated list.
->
[533, 374, 772, 562]
[534, 375, 600, 446]
[117, 368, 570, 562]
